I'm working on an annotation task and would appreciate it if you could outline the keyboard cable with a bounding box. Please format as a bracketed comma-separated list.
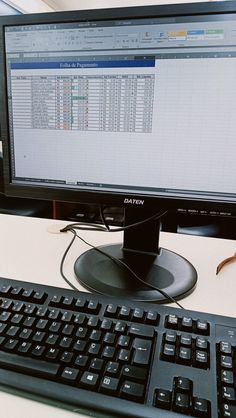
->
[59, 210, 184, 309]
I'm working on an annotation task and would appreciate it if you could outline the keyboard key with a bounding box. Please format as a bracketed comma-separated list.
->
[73, 339, 86, 352]
[121, 365, 147, 381]
[194, 350, 209, 369]
[132, 308, 144, 322]
[222, 403, 236, 417]
[31, 345, 45, 357]
[105, 361, 119, 375]
[222, 386, 236, 403]
[0, 284, 11, 295]
[173, 393, 190, 413]
[181, 316, 193, 331]
[221, 370, 234, 385]
[61, 311, 73, 322]
[60, 351, 73, 363]
[90, 358, 104, 371]
[103, 332, 115, 344]
[11, 286, 23, 297]
[162, 343, 176, 361]
[132, 338, 152, 365]
[75, 326, 87, 339]
[59, 337, 72, 349]
[166, 314, 179, 329]
[105, 303, 118, 317]
[48, 309, 60, 320]
[33, 290, 47, 303]
[89, 329, 102, 341]
[4, 338, 18, 350]
[24, 304, 36, 315]
[0, 322, 7, 334]
[62, 296, 74, 307]
[120, 381, 144, 401]
[12, 301, 24, 313]
[6, 325, 20, 337]
[1, 300, 13, 310]
[18, 341, 31, 354]
[100, 376, 119, 394]
[117, 335, 130, 347]
[114, 321, 126, 333]
[174, 376, 192, 393]
[117, 348, 130, 362]
[62, 324, 74, 336]
[19, 328, 32, 340]
[196, 320, 209, 336]
[46, 333, 59, 345]
[88, 342, 101, 356]
[75, 298, 86, 310]
[32, 331, 45, 342]
[165, 330, 177, 343]
[61, 367, 79, 381]
[11, 314, 23, 325]
[220, 341, 232, 354]
[119, 306, 131, 319]
[74, 354, 88, 368]
[49, 294, 62, 306]
[87, 300, 100, 313]
[195, 336, 208, 350]
[0, 351, 59, 376]
[178, 346, 191, 364]
[0, 311, 11, 322]
[128, 324, 154, 338]
[155, 388, 172, 410]
[102, 345, 115, 359]
[22, 289, 34, 299]
[45, 348, 59, 360]
[23, 316, 35, 327]
[146, 310, 159, 325]
[192, 397, 211, 417]
[221, 355, 233, 369]
[101, 318, 113, 331]
[180, 334, 192, 347]
[80, 371, 99, 388]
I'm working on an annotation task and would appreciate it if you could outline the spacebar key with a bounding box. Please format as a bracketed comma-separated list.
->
[0, 351, 59, 377]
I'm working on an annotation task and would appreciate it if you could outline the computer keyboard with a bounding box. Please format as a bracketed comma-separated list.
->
[0, 277, 235, 418]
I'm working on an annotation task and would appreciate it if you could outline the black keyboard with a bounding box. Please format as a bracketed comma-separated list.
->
[0, 277, 235, 418]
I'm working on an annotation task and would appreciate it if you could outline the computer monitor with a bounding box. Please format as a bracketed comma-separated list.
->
[1, 1, 236, 302]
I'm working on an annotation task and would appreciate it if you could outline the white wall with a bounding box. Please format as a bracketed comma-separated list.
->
[4, 0, 54, 13]
[6, 0, 211, 13]
[46, 0, 211, 11]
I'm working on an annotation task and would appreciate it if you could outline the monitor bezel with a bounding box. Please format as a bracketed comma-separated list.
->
[1, 0, 236, 212]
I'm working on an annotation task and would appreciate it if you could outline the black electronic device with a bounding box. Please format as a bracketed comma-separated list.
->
[1, 1, 236, 301]
[0, 276, 235, 418]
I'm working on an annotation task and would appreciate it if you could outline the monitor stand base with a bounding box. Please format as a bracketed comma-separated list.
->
[74, 243, 197, 303]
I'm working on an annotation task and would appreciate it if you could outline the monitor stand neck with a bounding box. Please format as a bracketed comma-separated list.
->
[123, 206, 160, 255]
[74, 206, 197, 302]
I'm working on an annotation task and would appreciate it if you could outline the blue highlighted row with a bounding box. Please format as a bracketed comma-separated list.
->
[11, 59, 155, 69]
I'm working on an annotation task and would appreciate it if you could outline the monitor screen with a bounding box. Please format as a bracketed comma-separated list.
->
[1, 1, 236, 302]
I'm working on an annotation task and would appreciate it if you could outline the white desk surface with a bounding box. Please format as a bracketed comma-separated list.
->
[0, 213, 235, 418]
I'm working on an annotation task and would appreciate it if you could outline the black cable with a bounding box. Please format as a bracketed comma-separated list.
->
[60, 208, 167, 233]
[99, 205, 110, 231]
[59, 226, 184, 308]
[59, 228, 80, 292]
[60, 222, 108, 233]
[72, 230, 184, 308]
[59, 208, 184, 308]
